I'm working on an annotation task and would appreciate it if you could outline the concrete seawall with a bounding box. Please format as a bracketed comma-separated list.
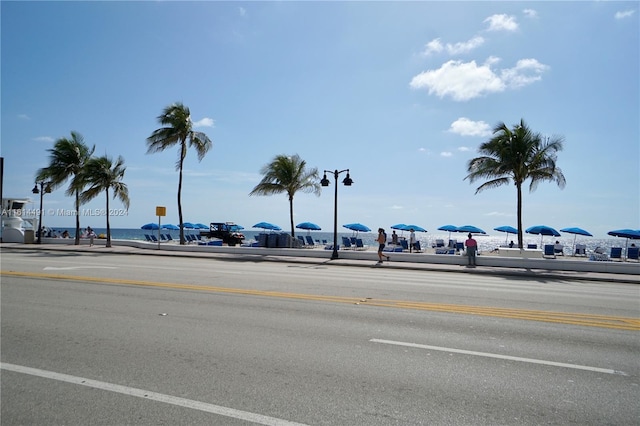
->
[36, 237, 640, 276]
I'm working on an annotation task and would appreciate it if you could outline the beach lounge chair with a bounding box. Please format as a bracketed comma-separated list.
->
[355, 238, 368, 250]
[413, 241, 422, 253]
[626, 247, 639, 262]
[436, 247, 455, 255]
[455, 242, 464, 252]
[610, 247, 623, 261]
[160, 234, 167, 241]
[574, 244, 586, 256]
[432, 239, 445, 248]
[527, 244, 537, 249]
[149, 234, 159, 243]
[305, 235, 316, 247]
[165, 234, 174, 241]
[144, 234, 153, 242]
[543, 244, 556, 259]
[400, 240, 409, 251]
[297, 235, 306, 247]
[342, 236, 353, 249]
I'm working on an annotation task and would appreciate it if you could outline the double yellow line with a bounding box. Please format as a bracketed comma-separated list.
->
[3, 270, 639, 331]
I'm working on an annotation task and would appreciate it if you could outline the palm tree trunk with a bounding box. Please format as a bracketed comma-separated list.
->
[105, 189, 111, 248]
[177, 142, 186, 245]
[74, 191, 81, 245]
[516, 183, 523, 249]
[289, 195, 295, 238]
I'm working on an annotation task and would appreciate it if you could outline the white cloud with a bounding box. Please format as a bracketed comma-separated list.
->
[486, 211, 513, 217]
[500, 58, 549, 88]
[239, 7, 247, 17]
[422, 36, 484, 56]
[446, 36, 485, 55]
[440, 152, 453, 157]
[615, 10, 635, 19]
[457, 146, 472, 152]
[193, 117, 215, 128]
[484, 14, 518, 32]
[421, 38, 443, 56]
[410, 57, 549, 101]
[523, 9, 538, 19]
[33, 136, 54, 142]
[448, 117, 492, 137]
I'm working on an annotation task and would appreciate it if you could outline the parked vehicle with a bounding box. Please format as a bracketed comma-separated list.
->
[199, 222, 244, 246]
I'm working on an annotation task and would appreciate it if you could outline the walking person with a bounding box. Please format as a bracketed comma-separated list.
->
[409, 228, 416, 253]
[465, 233, 477, 266]
[87, 226, 95, 247]
[376, 228, 390, 264]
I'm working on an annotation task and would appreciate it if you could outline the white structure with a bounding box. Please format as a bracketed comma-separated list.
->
[1, 197, 36, 243]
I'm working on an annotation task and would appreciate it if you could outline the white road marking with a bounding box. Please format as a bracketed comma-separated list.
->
[1, 363, 308, 426]
[43, 266, 118, 271]
[370, 339, 627, 376]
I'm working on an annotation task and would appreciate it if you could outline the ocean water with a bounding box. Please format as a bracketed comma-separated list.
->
[46, 227, 633, 255]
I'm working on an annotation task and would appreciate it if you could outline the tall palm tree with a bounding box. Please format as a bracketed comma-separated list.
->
[465, 119, 566, 249]
[249, 154, 321, 238]
[79, 155, 130, 248]
[36, 131, 95, 245]
[146, 103, 212, 245]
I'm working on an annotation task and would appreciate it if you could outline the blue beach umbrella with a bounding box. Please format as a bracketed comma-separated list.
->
[560, 227, 593, 254]
[161, 224, 180, 230]
[494, 225, 518, 235]
[182, 222, 196, 229]
[296, 222, 322, 231]
[494, 225, 519, 244]
[456, 225, 486, 235]
[343, 223, 371, 233]
[194, 223, 209, 229]
[437, 224, 458, 241]
[253, 222, 282, 231]
[607, 229, 640, 252]
[141, 223, 159, 230]
[390, 224, 409, 236]
[526, 225, 560, 247]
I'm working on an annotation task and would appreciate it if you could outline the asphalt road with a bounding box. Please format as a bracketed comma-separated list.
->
[1, 249, 638, 425]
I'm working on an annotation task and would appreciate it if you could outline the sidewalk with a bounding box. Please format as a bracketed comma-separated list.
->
[2, 242, 638, 284]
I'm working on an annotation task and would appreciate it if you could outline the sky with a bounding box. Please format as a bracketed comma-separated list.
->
[2, 1, 638, 240]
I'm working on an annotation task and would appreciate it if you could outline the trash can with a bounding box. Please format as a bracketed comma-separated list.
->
[24, 229, 35, 244]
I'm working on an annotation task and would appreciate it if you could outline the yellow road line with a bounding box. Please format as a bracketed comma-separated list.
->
[3, 270, 639, 331]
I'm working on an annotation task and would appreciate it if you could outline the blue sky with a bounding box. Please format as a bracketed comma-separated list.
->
[2, 1, 638, 239]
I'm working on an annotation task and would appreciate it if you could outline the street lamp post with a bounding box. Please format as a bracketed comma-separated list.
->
[320, 169, 352, 260]
[32, 180, 52, 244]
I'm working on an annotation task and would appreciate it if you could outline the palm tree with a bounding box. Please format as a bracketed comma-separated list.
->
[249, 154, 321, 239]
[465, 119, 566, 249]
[36, 131, 95, 245]
[146, 103, 212, 245]
[79, 155, 130, 248]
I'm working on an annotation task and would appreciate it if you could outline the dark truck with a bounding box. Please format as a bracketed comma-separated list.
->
[199, 222, 245, 246]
